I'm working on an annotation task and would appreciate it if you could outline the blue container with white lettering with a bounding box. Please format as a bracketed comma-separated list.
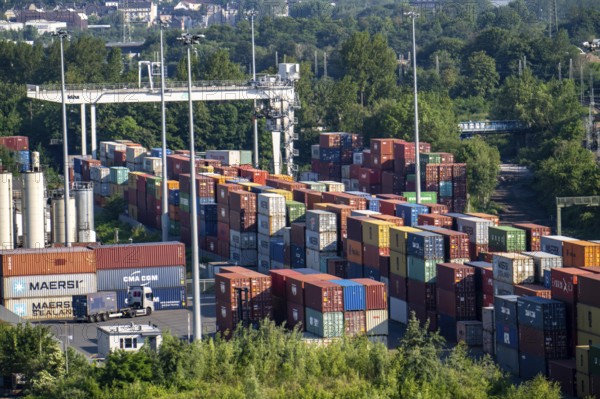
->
[96, 266, 185, 291]
[494, 295, 519, 325]
[290, 244, 305, 267]
[396, 203, 428, 226]
[495, 321, 519, 349]
[406, 231, 444, 260]
[517, 296, 566, 331]
[150, 148, 173, 158]
[168, 189, 180, 206]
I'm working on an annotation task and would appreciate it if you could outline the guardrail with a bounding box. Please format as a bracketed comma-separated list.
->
[186, 278, 215, 296]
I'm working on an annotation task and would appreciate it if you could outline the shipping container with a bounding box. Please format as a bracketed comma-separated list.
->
[286, 274, 333, 305]
[457, 321, 483, 346]
[407, 256, 441, 283]
[494, 295, 519, 325]
[344, 311, 367, 337]
[269, 269, 301, 298]
[390, 296, 408, 323]
[257, 193, 286, 216]
[93, 242, 184, 270]
[305, 230, 337, 252]
[488, 226, 526, 252]
[578, 274, 600, 308]
[541, 235, 578, 256]
[305, 307, 344, 338]
[389, 226, 421, 254]
[1, 273, 96, 299]
[551, 267, 594, 304]
[519, 325, 568, 359]
[517, 296, 566, 331]
[492, 253, 535, 285]
[513, 284, 551, 299]
[406, 231, 444, 260]
[304, 280, 344, 313]
[496, 344, 519, 375]
[522, 251, 563, 284]
[518, 352, 547, 380]
[305, 210, 337, 232]
[548, 359, 576, 397]
[496, 321, 519, 349]
[512, 223, 551, 252]
[456, 217, 493, 244]
[396, 203, 429, 226]
[577, 303, 600, 335]
[353, 278, 387, 310]
[257, 214, 286, 237]
[563, 240, 600, 267]
[330, 279, 366, 311]
[4, 296, 73, 320]
[97, 266, 185, 291]
[0, 247, 96, 277]
[366, 309, 389, 335]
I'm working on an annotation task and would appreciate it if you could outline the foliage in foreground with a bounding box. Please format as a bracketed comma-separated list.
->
[0, 315, 562, 399]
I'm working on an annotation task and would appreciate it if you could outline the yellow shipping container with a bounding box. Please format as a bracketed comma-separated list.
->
[389, 226, 421, 253]
[390, 250, 407, 277]
[577, 303, 600, 335]
[270, 174, 293, 182]
[578, 330, 600, 347]
[362, 220, 394, 248]
[166, 180, 180, 190]
[198, 165, 214, 173]
[201, 173, 226, 185]
[313, 203, 329, 211]
[239, 182, 260, 191]
[128, 171, 145, 189]
[576, 345, 590, 375]
[267, 189, 292, 201]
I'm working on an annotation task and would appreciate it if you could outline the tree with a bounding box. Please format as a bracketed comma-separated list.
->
[462, 51, 499, 98]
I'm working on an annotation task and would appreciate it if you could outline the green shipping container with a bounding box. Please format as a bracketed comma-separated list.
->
[180, 192, 190, 212]
[146, 176, 161, 197]
[402, 191, 438, 204]
[305, 308, 344, 338]
[301, 181, 327, 192]
[407, 256, 442, 283]
[286, 200, 306, 224]
[240, 150, 253, 165]
[439, 181, 453, 197]
[489, 226, 526, 252]
[109, 166, 129, 185]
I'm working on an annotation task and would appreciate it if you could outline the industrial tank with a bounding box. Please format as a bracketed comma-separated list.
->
[0, 172, 14, 249]
[22, 172, 46, 249]
[51, 195, 76, 244]
[73, 182, 95, 239]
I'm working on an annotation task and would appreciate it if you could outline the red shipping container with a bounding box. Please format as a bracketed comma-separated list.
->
[350, 164, 361, 179]
[0, 135, 29, 151]
[359, 184, 381, 194]
[370, 214, 403, 227]
[229, 210, 257, 232]
[423, 203, 448, 215]
[217, 221, 230, 242]
[334, 193, 367, 210]
[304, 280, 344, 312]
[407, 279, 436, 310]
[229, 191, 257, 212]
[577, 274, 600, 308]
[215, 272, 251, 305]
[239, 168, 268, 185]
[435, 229, 470, 261]
[311, 159, 320, 173]
[377, 194, 406, 201]
[306, 191, 324, 210]
[286, 274, 332, 306]
[390, 274, 407, 300]
[214, 166, 239, 177]
[327, 258, 348, 278]
[408, 302, 438, 330]
[217, 241, 229, 258]
[514, 284, 551, 299]
[370, 138, 394, 156]
[371, 154, 394, 170]
[287, 301, 305, 330]
[358, 168, 381, 185]
[217, 203, 230, 224]
[364, 244, 389, 264]
[379, 254, 390, 277]
[551, 268, 594, 304]
[436, 263, 475, 292]
[469, 242, 488, 261]
[93, 242, 185, 270]
[436, 288, 477, 320]
[512, 223, 552, 252]
[217, 183, 244, 204]
[418, 214, 452, 228]
[379, 199, 406, 216]
[548, 359, 576, 397]
[320, 133, 341, 148]
[345, 311, 367, 336]
[216, 300, 241, 335]
[519, 325, 569, 359]
[381, 171, 404, 194]
[353, 278, 387, 310]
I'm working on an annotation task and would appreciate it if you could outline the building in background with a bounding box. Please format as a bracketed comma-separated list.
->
[97, 323, 162, 358]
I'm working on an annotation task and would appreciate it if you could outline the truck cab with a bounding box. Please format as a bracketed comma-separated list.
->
[126, 286, 155, 317]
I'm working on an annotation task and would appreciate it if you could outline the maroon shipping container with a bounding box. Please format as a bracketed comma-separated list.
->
[326, 204, 354, 233]
[290, 222, 306, 246]
[512, 223, 551, 252]
[217, 222, 230, 242]
[370, 138, 394, 155]
[320, 133, 341, 148]
[269, 269, 301, 298]
[423, 203, 449, 215]
[390, 274, 407, 300]
[217, 183, 244, 205]
[306, 191, 324, 210]
[548, 359, 576, 397]
[358, 168, 381, 185]
[350, 163, 361, 179]
[519, 325, 569, 359]
[334, 193, 367, 210]
[286, 274, 333, 306]
[433, 229, 470, 261]
[551, 268, 594, 304]
[380, 255, 390, 277]
[216, 300, 242, 335]
[514, 284, 551, 299]
[239, 168, 268, 185]
[469, 243, 488, 261]
[345, 311, 367, 336]
[229, 210, 257, 232]
[482, 268, 494, 295]
[113, 149, 126, 166]
[217, 241, 230, 259]
[287, 301, 305, 330]
[371, 154, 394, 170]
[379, 199, 406, 216]
[408, 302, 438, 331]
[363, 244, 389, 269]
[93, 242, 184, 270]
[359, 184, 381, 195]
[206, 237, 218, 254]
[418, 214, 452, 228]
[381, 171, 404, 194]
[347, 216, 368, 242]
[304, 280, 344, 313]
[215, 272, 252, 305]
[217, 203, 230, 224]
[353, 278, 387, 310]
[327, 258, 348, 279]
[214, 166, 239, 177]
[371, 214, 404, 227]
[436, 288, 477, 320]
[0, 135, 29, 151]
[272, 296, 286, 324]
[407, 279, 436, 310]
[578, 274, 600, 308]
[377, 194, 406, 201]
[436, 263, 475, 292]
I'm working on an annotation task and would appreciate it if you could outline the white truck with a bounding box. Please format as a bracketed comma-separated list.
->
[72, 286, 155, 322]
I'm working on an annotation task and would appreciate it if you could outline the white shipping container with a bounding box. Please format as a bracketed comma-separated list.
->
[353, 152, 364, 165]
[257, 214, 286, 236]
[311, 144, 320, 160]
[257, 233, 271, 256]
[125, 146, 146, 163]
[493, 253, 535, 285]
[493, 279, 516, 296]
[522, 251, 563, 283]
[341, 165, 351, 179]
[90, 166, 110, 183]
[4, 296, 73, 320]
[366, 310, 389, 336]
[229, 230, 257, 249]
[99, 141, 117, 158]
[305, 230, 337, 252]
[541, 235, 578, 256]
[306, 248, 320, 271]
[390, 297, 408, 324]
[305, 210, 337, 232]
[482, 329, 495, 356]
[257, 193, 286, 216]
[143, 157, 162, 174]
[282, 227, 291, 246]
[257, 254, 270, 275]
[320, 181, 345, 192]
[351, 210, 381, 217]
[205, 150, 241, 166]
[299, 172, 319, 182]
[482, 306, 494, 332]
[1, 273, 97, 299]
[229, 247, 258, 266]
[107, 142, 126, 158]
[457, 216, 494, 244]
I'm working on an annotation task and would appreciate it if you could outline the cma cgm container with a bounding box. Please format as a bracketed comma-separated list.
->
[93, 242, 185, 270]
[4, 296, 73, 320]
[96, 266, 185, 291]
[0, 247, 96, 277]
[517, 296, 566, 331]
[2, 273, 97, 299]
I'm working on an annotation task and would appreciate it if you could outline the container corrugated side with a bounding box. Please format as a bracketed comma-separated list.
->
[330, 279, 366, 311]
[0, 247, 96, 277]
[96, 266, 185, 291]
[93, 242, 185, 270]
[390, 297, 408, 323]
[4, 296, 73, 320]
[305, 307, 344, 338]
[2, 273, 97, 299]
[366, 309, 389, 335]
[353, 278, 387, 310]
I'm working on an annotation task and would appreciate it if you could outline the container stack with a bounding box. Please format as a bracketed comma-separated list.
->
[361, 219, 394, 281]
[522, 251, 563, 287]
[482, 306, 495, 355]
[494, 295, 520, 375]
[492, 253, 535, 296]
[290, 222, 306, 268]
[91, 165, 110, 202]
[512, 223, 551, 251]
[305, 279, 345, 338]
[517, 296, 568, 379]
[575, 345, 594, 398]
[396, 203, 429, 227]
[388, 226, 421, 324]
[457, 216, 494, 261]
[228, 190, 258, 267]
[286, 273, 333, 331]
[168, 186, 180, 237]
[257, 193, 287, 273]
[125, 144, 146, 171]
[328, 279, 366, 338]
[435, 263, 478, 343]
[305, 210, 337, 271]
[576, 274, 600, 348]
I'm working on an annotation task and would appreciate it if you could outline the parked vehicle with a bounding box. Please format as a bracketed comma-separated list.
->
[72, 286, 154, 322]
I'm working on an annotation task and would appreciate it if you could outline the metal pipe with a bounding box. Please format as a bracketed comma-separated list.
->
[160, 22, 169, 242]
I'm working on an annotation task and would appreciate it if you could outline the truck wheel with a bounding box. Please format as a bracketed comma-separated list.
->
[87, 316, 93, 323]
[146, 307, 152, 316]
[130, 311, 136, 318]
[91, 314, 98, 323]
[100, 313, 107, 322]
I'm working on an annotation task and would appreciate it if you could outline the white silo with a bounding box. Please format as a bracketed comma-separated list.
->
[73, 182, 95, 243]
[51, 195, 76, 244]
[31, 151, 40, 172]
[0, 172, 14, 249]
[22, 172, 46, 249]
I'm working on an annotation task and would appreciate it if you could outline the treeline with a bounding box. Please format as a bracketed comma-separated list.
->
[0, 316, 563, 399]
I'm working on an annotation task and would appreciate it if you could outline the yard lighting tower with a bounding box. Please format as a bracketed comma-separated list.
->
[178, 32, 205, 342]
[52, 29, 72, 247]
[249, 9, 259, 168]
[405, 11, 421, 204]
[159, 20, 169, 242]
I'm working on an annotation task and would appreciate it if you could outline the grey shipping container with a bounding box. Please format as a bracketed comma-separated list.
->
[96, 266, 185, 291]
[496, 344, 520, 375]
[2, 273, 97, 299]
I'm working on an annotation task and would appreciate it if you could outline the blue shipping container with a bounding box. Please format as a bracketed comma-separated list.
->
[200, 220, 217, 236]
[320, 148, 341, 162]
[270, 241, 286, 263]
[406, 231, 444, 260]
[517, 296, 566, 331]
[168, 189, 180, 206]
[116, 286, 186, 311]
[73, 157, 83, 174]
[495, 321, 519, 349]
[347, 262, 364, 279]
[291, 244, 305, 266]
[438, 313, 457, 342]
[396, 203, 429, 226]
[150, 148, 173, 157]
[494, 295, 519, 325]
[496, 344, 519, 375]
[518, 353, 546, 380]
[199, 204, 218, 220]
[330, 279, 366, 311]
[367, 198, 381, 212]
[543, 269, 552, 289]
[363, 266, 380, 281]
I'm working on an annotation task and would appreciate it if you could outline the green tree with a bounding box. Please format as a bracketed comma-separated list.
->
[462, 51, 499, 98]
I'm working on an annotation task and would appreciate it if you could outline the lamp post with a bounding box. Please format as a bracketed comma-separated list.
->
[159, 21, 169, 242]
[178, 33, 204, 342]
[249, 10, 259, 168]
[405, 11, 421, 204]
[52, 29, 71, 247]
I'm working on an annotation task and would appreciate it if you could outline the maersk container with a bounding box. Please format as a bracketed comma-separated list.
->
[96, 266, 185, 291]
[330, 279, 366, 311]
[496, 321, 519, 349]
[2, 273, 97, 299]
[494, 295, 519, 325]
[493, 253, 535, 285]
[305, 230, 337, 252]
[116, 286, 186, 310]
[496, 344, 520, 375]
[229, 230, 257, 249]
[396, 203, 429, 227]
[305, 210, 337, 232]
[229, 247, 258, 266]
[305, 308, 344, 338]
[517, 296, 566, 331]
[406, 231, 444, 260]
[257, 214, 286, 237]
[488, 226, 526, 252]
[4, 296, 73, 320]
[522, 251, 563, 284]
[257, 193, 286, 216]
[407, 256, 441, 283]
[541, 235, 577, 256]
[456, 216, 493, 244]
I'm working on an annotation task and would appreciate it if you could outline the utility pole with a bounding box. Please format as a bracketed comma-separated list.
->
[519, 59, 522, 77]
[249, 10, 259, 169]
[159, 21, 169, 242]
[588, 73, 594, 150]
[323, 52, 327, 79]
[569, 58, 573, 80]
[581, 64, 585, 105]
[275, 51, 278, 68]
[314, 50, 318, 77]
[405, 11, 421, 204]
[435, 54, 440, 76]
[558, 62, 562, 81]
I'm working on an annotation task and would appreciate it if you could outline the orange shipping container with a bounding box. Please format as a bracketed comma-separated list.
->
[563, 241, 600, 267]
[0, 247, 96, 277]
[94, 242, 185, 269]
